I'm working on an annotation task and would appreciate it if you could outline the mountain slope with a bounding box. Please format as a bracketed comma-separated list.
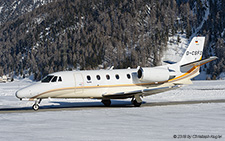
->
[0, 0, 54, 25]
[0, 0, 179, 80]
[0, 0, 224, 80]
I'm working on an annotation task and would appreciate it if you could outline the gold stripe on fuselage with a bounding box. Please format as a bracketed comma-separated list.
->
[30, 66, 201, 100]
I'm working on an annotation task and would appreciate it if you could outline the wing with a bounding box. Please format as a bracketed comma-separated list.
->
[102, 85, 180, 99]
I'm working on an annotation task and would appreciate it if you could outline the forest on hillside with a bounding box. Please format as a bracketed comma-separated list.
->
[0, 0, 224, 80]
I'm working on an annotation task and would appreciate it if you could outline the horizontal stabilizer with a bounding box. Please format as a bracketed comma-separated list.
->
[163, 61, 177, 64]
[180, 56, 217, 68]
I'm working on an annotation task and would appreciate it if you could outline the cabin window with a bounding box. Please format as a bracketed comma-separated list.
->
[106, 74, 110, 80]
[51, 76, 58, 82]
[115, 74, 120, 79]
[58, 77, 62, 82]
[41, 75, 54, 83]
[96, 75, 101, 80]
[87, 75, 91, 80]
[127, 74, 131, 79]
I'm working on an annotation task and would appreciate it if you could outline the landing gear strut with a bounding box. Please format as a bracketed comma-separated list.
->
[32, 99, 42, 111]
[132, 95, 142, 107]
[101, 99, 111, 107]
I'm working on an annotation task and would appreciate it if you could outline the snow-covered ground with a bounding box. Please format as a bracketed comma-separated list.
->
[0, 79, 225, 140]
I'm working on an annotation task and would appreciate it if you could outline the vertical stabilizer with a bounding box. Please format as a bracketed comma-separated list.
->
[180, 37, 205, 66]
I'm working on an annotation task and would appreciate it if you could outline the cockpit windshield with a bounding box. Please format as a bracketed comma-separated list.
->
[41, 75, 54, 83]
[51, 76, 58, 82]
[41, 75, 63, 83]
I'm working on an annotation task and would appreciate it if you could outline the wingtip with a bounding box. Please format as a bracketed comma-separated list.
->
[210, 56, 218, 60]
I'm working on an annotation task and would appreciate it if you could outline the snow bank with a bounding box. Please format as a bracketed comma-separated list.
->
[219, 72, 225, 80]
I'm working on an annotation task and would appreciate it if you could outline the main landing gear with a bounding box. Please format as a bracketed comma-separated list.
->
[131, 95, 142, 107]
[32, 99, 42, 111]
[101, 99, 111, 107]
[101, 95, 143, 107]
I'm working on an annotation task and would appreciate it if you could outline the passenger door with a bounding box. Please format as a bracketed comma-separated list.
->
[74, 73, 84, 95]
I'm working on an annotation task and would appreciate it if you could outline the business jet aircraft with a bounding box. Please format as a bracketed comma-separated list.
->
[16, 37, 217, 110]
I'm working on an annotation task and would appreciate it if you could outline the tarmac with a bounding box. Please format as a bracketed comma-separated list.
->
[0, 99, 225, 113]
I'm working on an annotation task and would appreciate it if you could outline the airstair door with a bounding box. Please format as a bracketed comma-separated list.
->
[74, 73, 84, 95]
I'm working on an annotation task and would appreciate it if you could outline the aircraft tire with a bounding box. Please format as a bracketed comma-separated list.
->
[32, 104, 39, 111]
[133, 100, 142, 107]
[101, 100, 111, 107]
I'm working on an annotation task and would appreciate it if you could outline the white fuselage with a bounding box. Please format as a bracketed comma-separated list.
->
[16, 63, 188, 101]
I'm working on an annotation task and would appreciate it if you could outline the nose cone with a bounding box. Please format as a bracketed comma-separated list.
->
[15, 87, 32, 99]
[15, 89, 24, 99]
[15, 83, 41, 99]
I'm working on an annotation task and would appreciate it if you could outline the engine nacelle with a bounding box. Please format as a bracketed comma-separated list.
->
[137, 67, 170, 82]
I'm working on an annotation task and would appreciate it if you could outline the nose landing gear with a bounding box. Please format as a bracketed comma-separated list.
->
[32, 99, 42, 111]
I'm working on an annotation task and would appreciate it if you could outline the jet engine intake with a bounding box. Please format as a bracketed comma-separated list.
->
[137, 67, 170, 82]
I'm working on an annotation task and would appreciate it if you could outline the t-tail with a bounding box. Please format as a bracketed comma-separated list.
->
[168, 37, 217, 84]
[179, 37, 217, 69]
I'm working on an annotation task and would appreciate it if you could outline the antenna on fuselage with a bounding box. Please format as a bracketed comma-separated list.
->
[110, 66, 114, 70]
